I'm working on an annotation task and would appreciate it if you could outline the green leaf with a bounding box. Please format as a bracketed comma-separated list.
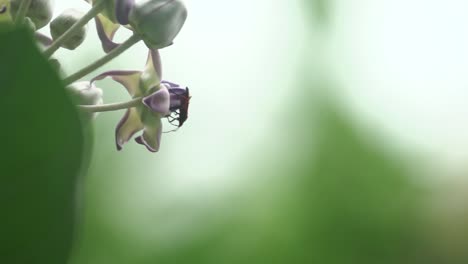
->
[0, 28, 84, 264]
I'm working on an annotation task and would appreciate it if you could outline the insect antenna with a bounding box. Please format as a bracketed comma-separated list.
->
[162, 128, 179, 134]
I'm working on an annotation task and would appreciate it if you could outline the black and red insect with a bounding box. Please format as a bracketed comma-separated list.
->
[166, 86, 191, 129]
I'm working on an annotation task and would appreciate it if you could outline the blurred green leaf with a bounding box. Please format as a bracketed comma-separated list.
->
[304, 0, 331, 26]
[285, 96, 423, 264]
[100, 88, 423, 264]
[0, 28, 84, 263]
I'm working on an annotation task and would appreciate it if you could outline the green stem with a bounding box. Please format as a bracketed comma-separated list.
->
[63, 34, 141, 85]
[78, 97, 143, 113]
[43, 0, 105, 58]
[14, 0, 32, 25]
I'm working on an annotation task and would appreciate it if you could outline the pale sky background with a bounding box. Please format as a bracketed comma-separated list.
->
[330, 0, 468, 175]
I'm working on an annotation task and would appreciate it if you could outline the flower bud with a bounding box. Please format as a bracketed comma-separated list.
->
[48, 58, 62, 74]
[66, 82, 103, 120]
[67, 82, 103, 106]
[23, 17, 36, 32]
[129, 0, 187, 49]
[10, 0, 53, 29]
[50, 9, 88, 50]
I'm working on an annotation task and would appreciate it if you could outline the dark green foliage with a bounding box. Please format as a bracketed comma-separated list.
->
[0, 28, 84, 264]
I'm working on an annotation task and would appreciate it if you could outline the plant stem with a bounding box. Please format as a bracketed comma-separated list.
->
[43, 0, 105, 58]
[63, 34, 141, 85]
[78, 97, 143, 112]
[15, 0, 32, 25]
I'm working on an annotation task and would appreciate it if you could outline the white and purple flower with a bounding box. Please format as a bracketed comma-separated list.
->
[91, 50, 189, 152]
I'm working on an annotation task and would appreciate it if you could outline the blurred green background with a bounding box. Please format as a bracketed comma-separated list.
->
[41, 0, 468, 263]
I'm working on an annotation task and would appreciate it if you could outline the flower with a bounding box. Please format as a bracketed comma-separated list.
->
[91, 50, 189, 152]
[86, 0, 187, 53]
[157, 80, 190, 127]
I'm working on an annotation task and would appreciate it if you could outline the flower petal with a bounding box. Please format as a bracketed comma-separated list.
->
[135, 117, 162, 152]
[35, 32, 52, 47]
[115, 107, 144, 150]
[92, 70, 144, 97]
[142, 85, 170, 115]
[95, 13, 120, 53]
[66, 81, 103, 106]
[116, 0, 135, 25]
[161, 80, 180, 88]
[140, 49, 162, 89]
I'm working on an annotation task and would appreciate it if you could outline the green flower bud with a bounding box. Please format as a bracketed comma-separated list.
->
[66, 81, 103, 120]
[48, 58, 62, 74]
[23, 17, 36, 32]
[50, 9, 88, 50]
[129, 0, 187, 49]
[24, 17, 37, 32]
[10, 0, 53, 29]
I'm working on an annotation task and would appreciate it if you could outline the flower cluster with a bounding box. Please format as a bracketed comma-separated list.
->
[91, 50, 190, 152]
[0, 0, 190, 153]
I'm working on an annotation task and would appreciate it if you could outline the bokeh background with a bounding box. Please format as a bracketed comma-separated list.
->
[44, 0, 468, 263]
